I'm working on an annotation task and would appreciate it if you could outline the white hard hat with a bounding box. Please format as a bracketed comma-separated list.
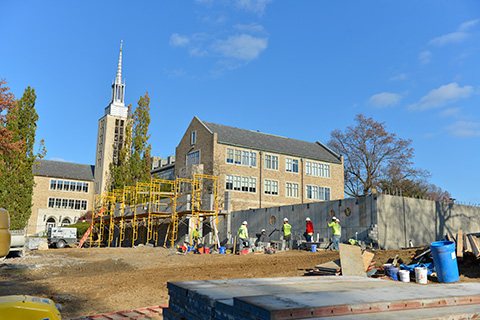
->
[243, 221, 248, 225]
[334, 217, 340, 222]
[261, 229, 266, 232]
[306, 217, 311, 221]
[332, 216, 337, 220]
[284, 218, 288, 222]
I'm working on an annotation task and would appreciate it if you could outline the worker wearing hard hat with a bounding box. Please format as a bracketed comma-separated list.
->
[282, 218, 292, 250]
[304, 217, 314, 242]
[327, 217, 341, 250]
[238, 221, 251, 251]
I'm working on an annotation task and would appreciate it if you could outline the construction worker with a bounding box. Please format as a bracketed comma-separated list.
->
[192, 227, 200, 248]
[255, 229, 270, 246]
[304, 217, 314, 242]
[327, 216, 341, 250]
[282, 218, 292, 250]
[238, 221, 251, 251]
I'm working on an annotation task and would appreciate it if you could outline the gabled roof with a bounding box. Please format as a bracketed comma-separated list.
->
[199, 119, 342, 164]
[33, 160, 95, 181]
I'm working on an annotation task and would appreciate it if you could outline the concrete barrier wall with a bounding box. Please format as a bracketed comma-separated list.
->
[224, 194, 480, 250]
[225, 196, 377, 245]
[378, 194, 480, 249]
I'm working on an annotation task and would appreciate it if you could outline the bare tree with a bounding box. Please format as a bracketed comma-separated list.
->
[328, 114, 427, 197]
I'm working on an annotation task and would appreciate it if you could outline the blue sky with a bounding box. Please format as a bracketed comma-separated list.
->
[1, 1, 479, 203]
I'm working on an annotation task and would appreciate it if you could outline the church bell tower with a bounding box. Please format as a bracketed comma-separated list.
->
[94, 41, 129, 195]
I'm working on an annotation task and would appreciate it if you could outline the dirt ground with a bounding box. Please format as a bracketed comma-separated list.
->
[0, 246, 479, 318]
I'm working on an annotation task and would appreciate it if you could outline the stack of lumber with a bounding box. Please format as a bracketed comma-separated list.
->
[445, 230, 480, 259]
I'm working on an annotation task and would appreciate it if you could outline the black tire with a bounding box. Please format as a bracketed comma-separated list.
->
[56, 240, 66, 249]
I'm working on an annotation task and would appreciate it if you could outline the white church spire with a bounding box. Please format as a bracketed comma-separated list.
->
[105, 41, 128, 118]
[115, 40, 123, 84]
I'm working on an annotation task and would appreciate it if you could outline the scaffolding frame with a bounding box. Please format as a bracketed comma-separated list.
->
[86, 174, 224, 248]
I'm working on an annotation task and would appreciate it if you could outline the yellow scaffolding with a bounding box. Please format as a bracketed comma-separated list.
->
[87, 174, 225, 249]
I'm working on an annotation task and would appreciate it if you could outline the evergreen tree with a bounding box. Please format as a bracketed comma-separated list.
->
[108, 92, 151, 190]
[0, 82, 46, 229]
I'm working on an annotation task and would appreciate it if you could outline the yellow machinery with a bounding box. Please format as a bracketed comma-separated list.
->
[0, 208, 10, 257]
[0, 208, 62, 319]
[87, 174, 225, 248]
[0, 295, 61, 320]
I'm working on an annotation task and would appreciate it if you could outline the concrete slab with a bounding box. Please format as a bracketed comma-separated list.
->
[168, 276, 480, 320]
[306, 304, 480, 320]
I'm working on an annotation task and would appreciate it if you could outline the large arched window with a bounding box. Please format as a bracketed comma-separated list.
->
[46, 217, 56, 232]
[61, 218, 71, 226]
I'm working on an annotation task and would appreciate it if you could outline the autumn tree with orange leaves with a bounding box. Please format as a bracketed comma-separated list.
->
[328, 114, 448, 199]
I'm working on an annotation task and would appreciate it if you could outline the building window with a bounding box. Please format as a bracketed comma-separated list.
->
[234, 150, 241, 164]
[242, 151, 249, 166]
[83, 182, 89, 193]
[226, 148, 234, 163]
[264, 179, 278, 195]
[226, 148, 256, 167]
[227, 175, 256, 193]
[286, 182, 299, 198]
[234, 176, 241, 191]
[305, 161, 330, 178]
[186, 150, 200, 166]
[226, 175, 233, 190]
[249, 177, 256, 193]
[191, 131, 196, 145]
[50, 180, 57, 190]
[241, 177, 249, 192]
[265, 155, 278, 170]
[286, 158, 299, 173]
[48, 198, 88, 211]
[306, 185, 331, 200]
[250, 152, 256, 167]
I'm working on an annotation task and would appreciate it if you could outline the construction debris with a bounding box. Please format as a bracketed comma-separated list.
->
[305, 245, 376, 277]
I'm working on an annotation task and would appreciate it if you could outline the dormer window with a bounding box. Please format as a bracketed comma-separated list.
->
[191, 131, 196, 145]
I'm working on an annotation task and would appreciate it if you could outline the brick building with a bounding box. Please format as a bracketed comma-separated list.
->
[175, 117, 344, 211]
[27, 160, 95, 235]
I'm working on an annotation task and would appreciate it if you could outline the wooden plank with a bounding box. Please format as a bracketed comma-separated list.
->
[464, 233, 472, 253]
[339, 244, 366, 277]
[362, 251, 375, 271]
[456, 230, 463, 258]
[467, 234, 480, 258]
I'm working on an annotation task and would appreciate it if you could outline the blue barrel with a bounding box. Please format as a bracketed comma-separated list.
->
[430, 241, 459, 283]
[219, 246, 226, 254]
[386, 266, 399, 280]
[188, 246, 194, 252]
[311, 244, 317, 252]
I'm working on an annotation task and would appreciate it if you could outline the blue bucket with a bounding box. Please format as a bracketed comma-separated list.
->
[188, 246, 194, 252]
[386, 266, 399, 280]
[219, 246, 226, 254]
[311, 244, 317, 252]
[430, 241, 459, 283]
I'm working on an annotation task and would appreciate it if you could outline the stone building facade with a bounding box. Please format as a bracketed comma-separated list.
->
[27, 160, 95, 235]
[175, 117, 344, 211]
